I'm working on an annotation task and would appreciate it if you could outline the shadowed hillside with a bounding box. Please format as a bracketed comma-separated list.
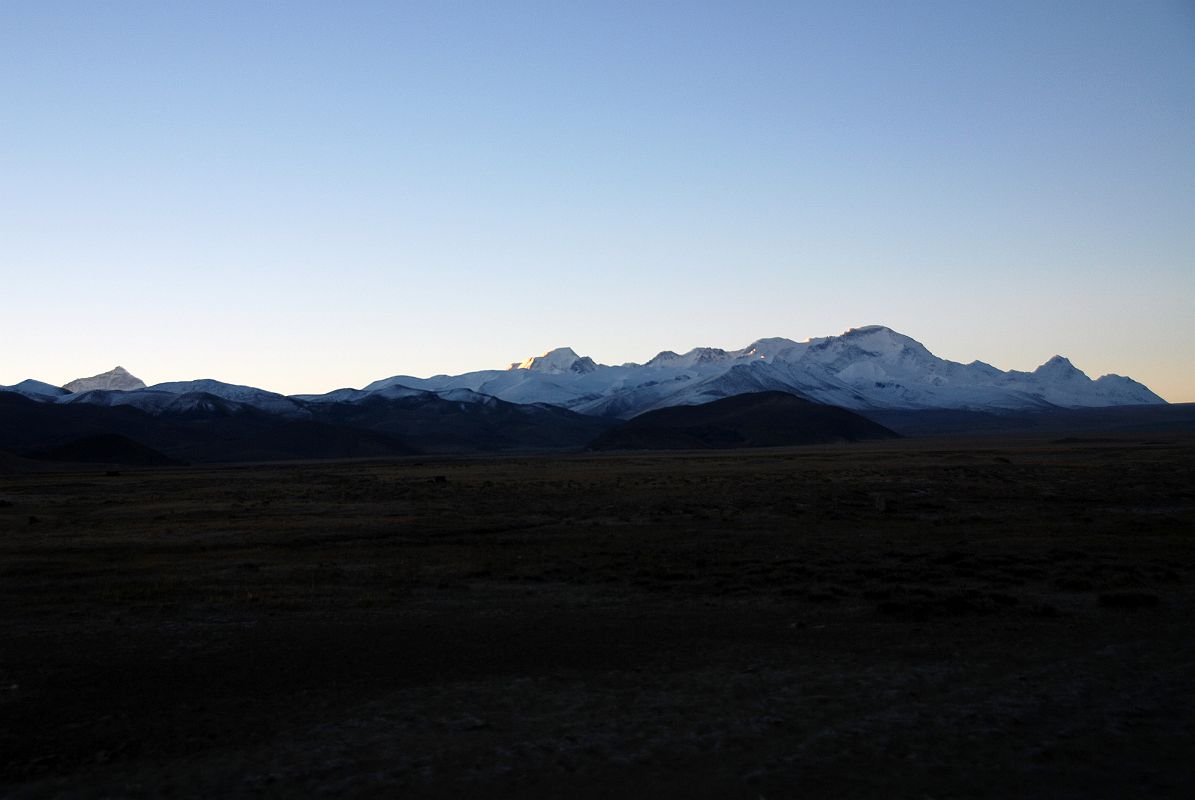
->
[0, 389, 617, 464]
[0, 392, 414, 464]
[22, 434, 182, 466]
[590, 391, 899, 450]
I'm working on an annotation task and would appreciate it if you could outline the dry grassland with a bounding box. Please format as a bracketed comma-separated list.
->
[1, 435, 1193, 797]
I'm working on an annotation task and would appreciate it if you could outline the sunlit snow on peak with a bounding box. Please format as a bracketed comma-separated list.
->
[510, 347, 596, 374]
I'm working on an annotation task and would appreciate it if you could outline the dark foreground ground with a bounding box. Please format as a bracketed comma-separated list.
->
[1, 436, 1193, 798]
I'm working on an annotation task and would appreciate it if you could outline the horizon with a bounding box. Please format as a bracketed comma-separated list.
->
[3, 2, 1193, 401]
[5, 322, 1180, 401]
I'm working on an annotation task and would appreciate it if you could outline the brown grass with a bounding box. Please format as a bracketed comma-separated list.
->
[1, 434, 1193, 797]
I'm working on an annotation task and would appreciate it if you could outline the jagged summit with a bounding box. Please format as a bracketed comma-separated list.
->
[1034, 355, 1080, 373]
[645, 347, 732, 369]
[739, 337, 799, 361]
[63, 366, 146, 394]
[510, 347, 597, 374]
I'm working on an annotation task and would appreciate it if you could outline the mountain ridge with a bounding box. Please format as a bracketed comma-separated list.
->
[352, 325, 1163, 417]
[3, 326, 1166, 419]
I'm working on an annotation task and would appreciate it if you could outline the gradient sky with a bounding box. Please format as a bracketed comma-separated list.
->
[3, 1, 1193, 399]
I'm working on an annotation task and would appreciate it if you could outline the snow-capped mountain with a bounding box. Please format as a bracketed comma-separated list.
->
[356, 326, 1164, 418]
[51, 380, 310, 418]
[63, 366, 146, 393]
[510, 346, 599, 374]
[1, 326, 1166, 420]
[0, 379, 69, 399]
[146, 380, 309, 417]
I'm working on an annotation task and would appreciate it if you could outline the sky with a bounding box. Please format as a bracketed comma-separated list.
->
[2, 0, 1193, 400]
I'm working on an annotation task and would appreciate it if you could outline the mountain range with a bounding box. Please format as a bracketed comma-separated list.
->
[0, 325, 1177, 464]
[1, 325, 1166, 419]
[358, 325, 1164, 416]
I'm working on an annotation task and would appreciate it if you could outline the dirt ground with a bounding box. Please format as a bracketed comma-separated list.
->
[1, 435, 1193, 798]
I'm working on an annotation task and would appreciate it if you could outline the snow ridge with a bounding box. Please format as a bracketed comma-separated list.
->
[2, 326, 1167, 418]
[355, 325, 1165, 418]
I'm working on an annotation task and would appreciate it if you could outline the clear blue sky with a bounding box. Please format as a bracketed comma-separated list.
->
[3, 1, 1193, 399]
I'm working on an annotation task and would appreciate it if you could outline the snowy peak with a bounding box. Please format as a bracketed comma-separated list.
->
[800, 326, 936, 380]
[645, 347, 733, 369]
[510, 347, 597, 374]
[644, 350, 683, 367]
[1033, 355, 1084, 378]
[646, 340, 793, 368]
[737, 337, 800, 362]
[1091, 374, 1166, 404]
[63, 366, 146, 393]
[688, 347, 731, 365]
[847, 324, 897, 336]
[830, 325, 932, 358]
[1, 379, 69, 398]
